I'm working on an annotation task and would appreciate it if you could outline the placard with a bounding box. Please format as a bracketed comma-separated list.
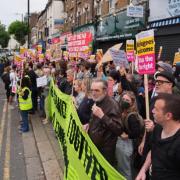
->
[36, 76, 48, 87]
[136, 30, 155, 75]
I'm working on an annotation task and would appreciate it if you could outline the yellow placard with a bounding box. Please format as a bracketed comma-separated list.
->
[15, 55, 22, 62]
[126, 44, 134, 52]
[136, 36, 155, 56]
[173, 52, 180, 65]
[20, 47, 25, 55]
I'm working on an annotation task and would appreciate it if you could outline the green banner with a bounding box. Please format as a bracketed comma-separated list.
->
[48, 81, 125, 180]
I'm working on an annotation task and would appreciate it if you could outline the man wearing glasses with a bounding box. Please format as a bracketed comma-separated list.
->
[83, 79, 123, 167]
[154, 71, 174, 94]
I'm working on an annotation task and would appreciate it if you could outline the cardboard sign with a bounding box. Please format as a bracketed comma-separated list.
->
[136, 30, 155, 75]
[36, 76, 48, 87]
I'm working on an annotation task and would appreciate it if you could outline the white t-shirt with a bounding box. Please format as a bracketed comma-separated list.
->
[9, 71, 18, 87]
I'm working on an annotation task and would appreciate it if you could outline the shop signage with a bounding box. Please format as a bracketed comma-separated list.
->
[97, 10, 145, 40]
[127, 5, 144, 18]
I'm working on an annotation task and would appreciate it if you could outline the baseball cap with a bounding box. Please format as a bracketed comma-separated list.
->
[154, 71, 175, 85]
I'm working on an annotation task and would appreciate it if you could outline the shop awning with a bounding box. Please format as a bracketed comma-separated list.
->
[150, 17, 180, 28]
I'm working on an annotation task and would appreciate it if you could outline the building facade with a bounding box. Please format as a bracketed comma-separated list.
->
[148, 0, 180, 63]
[32, 0, 149, 58]
[46, 0, 64, 39]
[63, 0, 148, 54]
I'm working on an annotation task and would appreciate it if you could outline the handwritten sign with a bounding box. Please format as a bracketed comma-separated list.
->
[110, 49, 129, 68]
[36, 76, 48, 87]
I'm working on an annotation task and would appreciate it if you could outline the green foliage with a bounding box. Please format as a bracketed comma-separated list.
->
[0, 23, 10, 48]
[8, 21, 29, 45]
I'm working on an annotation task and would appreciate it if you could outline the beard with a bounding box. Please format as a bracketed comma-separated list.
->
[92, 94, 106, 102]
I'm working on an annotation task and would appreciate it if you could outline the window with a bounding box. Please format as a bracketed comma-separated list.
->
[97, 1, 101, 16]
[109, 0, 115, 13]
[77, 11, 81, 26]
[84, 4, 89, 24]
[84, 7, 89, 24]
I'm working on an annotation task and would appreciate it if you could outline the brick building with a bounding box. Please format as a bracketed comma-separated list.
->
[63, 0, 147, 53]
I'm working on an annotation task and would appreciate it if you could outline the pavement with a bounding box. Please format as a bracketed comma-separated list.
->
[29, 113, 64, 180]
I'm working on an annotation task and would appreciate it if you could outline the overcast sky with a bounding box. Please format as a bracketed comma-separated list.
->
[0, 0, 47, 28]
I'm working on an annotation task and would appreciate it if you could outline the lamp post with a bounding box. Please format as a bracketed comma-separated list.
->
[27, 0, 30, 49]
[113, 13, 119, 33]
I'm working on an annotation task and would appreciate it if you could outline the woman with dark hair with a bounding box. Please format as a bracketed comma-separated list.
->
[116, 91, 144, 180]
[18, 76, 32, 133]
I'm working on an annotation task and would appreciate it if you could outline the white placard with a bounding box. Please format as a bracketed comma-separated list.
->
[109, 49, 129, 68]
[127, 5, 144, 18]
[36, 76, 48, 87]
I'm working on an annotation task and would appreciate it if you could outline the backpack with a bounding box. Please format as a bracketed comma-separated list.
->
[124, 112, 145, 169]
[1, 72, 10, 86]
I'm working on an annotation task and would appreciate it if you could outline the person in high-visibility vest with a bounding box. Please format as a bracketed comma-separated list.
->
[18, 75, 32, 133]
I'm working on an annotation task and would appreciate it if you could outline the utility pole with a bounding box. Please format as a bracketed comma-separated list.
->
[27, 0, 30, 49]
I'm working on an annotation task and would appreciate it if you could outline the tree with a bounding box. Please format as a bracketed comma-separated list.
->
[0, 23, 10, 48]
[8, 21, 28, 45]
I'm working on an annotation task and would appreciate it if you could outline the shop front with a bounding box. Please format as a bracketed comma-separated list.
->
[95, 9, 145, 53]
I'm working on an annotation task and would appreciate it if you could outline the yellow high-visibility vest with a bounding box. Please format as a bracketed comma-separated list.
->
[18, 87, 32, 110]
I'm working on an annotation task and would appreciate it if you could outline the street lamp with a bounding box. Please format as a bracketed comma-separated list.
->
[113, 13, 119, 32]
[27, 0, 30, 49]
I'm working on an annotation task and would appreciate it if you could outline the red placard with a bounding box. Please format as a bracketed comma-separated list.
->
[67, 32, 93, 54]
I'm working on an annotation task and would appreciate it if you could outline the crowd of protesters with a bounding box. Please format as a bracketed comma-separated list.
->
[1, 55, 180, 180]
